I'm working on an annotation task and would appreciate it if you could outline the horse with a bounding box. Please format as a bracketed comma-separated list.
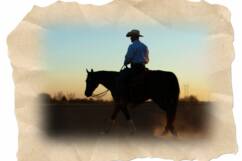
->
[85, 68, 180, 135]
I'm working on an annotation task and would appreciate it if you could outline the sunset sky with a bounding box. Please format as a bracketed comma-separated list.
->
[41, 23, 212, 101]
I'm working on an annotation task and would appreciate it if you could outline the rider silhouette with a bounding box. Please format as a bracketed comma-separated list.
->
[117, 29, 149, 99]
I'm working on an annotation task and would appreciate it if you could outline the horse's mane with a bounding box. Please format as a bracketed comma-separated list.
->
[94, 70, 119, 79]
[95, 70, 119, 74]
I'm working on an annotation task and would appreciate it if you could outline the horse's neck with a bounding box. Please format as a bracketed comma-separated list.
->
[96, 72, 117, 91]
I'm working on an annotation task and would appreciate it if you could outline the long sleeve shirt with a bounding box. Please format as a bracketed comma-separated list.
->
[124, 40, 149, 65]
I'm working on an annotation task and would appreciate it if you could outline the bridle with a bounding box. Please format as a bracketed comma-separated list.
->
[89, 65, 126, 98]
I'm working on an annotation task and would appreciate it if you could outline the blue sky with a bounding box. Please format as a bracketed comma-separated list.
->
[41, 23, 211, 100]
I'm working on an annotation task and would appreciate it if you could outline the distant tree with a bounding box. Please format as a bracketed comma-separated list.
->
[87, 98, 93, 103]
[180, 95, 199, 104]
[54, 91, 66, 102]
[66, 93, 75, 101]
[38, 93, 52, 103]
[187, 95, 199, 103]
[61, 95, 67, 102]
[79, 98, 89, 103]
[37, 91, 114, 104]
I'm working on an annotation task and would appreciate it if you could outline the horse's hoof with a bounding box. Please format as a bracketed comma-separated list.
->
[100, 131, 107, 135]
[101, 127, 111, 134]
[128, 120, 136, 135]
[103, 119, 116, 134]
[171, 130, 178, 137]
[104, 129, 110, 133]
[162, 129, 169, 136]
[170, 129, 178, 137]
[129, 131, 135, 135]
[129, 128, 136, 135]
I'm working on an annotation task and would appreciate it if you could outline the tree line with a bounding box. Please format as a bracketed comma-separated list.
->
[38, 91, 202, 105]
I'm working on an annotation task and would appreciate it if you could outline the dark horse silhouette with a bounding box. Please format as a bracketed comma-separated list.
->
[85, 68, 180, 135]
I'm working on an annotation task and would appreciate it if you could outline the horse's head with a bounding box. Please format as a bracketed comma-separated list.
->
[85, 69, 99, 97]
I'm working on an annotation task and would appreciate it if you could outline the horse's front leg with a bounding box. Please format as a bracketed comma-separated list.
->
[120, 105, 137, 134]
[104, 104, 120, 133]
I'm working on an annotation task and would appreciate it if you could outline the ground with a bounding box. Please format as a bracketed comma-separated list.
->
[43, 101, 212, 140]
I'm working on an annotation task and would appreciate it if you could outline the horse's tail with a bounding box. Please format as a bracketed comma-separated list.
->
[169, 72, 180, 104]
[172, 73, 180, 93]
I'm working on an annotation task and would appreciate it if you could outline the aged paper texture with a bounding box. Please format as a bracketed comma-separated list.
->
[8, 0, 237, 161]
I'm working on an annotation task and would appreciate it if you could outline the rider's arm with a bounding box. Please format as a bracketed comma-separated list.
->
[144, 47, 149, 64]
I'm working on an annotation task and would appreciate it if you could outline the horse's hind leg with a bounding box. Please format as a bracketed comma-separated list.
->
[155, 98, 177, 136]
[164, 103, 177, 136]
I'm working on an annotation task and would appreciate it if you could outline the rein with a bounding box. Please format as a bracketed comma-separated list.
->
[91, 89, 109, 98]
[89, 65, 125, 98]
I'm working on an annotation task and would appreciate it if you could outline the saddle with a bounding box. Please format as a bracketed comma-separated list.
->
[128, 68, 149, 100]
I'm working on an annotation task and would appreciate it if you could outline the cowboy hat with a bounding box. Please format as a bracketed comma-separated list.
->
[126, 29, 143, 37]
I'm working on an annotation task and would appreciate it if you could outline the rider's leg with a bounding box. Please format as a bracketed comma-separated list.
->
[116, 69, 131, 97]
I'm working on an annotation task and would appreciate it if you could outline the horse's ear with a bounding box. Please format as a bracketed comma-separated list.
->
[86, 69, 89, 73]
[91, 69, 94, 72]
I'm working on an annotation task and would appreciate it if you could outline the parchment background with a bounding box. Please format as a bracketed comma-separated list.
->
[7, 0, 237, 161]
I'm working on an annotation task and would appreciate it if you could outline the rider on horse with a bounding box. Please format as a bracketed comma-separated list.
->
[117, 29, 149, 100]
[85, 30, 179, 134]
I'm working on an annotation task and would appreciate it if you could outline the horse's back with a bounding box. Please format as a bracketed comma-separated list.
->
[146, 70, 180, 97]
